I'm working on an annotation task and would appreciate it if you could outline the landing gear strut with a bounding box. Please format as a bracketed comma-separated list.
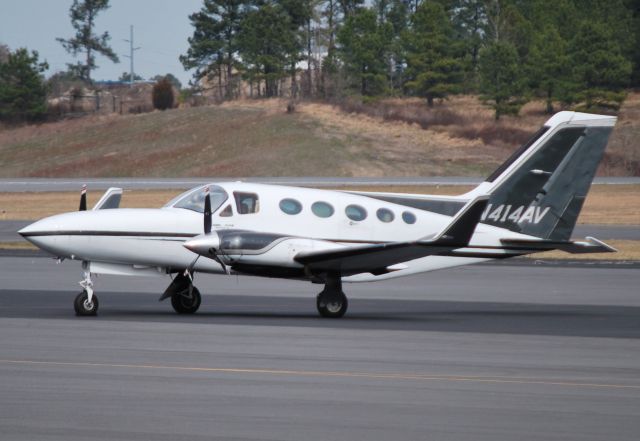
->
[75, 264, 98, 316]
[160, 271, 202, 314]
[316, 274, 348, 318]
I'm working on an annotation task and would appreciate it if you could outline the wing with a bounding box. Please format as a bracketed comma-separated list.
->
[294, 196, 489, 276]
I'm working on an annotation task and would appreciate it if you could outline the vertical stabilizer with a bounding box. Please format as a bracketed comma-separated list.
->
[474, 112, 616, 240]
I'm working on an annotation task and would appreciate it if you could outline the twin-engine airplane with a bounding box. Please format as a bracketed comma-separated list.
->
[20, 111, 617, 318]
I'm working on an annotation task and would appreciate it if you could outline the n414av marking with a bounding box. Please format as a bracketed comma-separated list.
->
[481, 204, 551, 224]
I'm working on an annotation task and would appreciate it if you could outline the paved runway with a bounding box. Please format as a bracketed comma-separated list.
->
[1, 256, 639, 440]
[1, 176, 638, 191]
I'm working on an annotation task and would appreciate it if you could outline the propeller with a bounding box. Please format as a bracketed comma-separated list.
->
[204, 185, 212, 234]
[79, 184, 87, 211]
[184, 186, 229, 274]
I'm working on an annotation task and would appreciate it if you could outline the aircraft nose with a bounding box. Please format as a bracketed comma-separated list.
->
[183, 232, 220, 257]
[18, 217, 59, 238]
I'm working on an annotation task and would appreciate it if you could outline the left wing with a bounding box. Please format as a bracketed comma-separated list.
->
[294, 195, 489, 276]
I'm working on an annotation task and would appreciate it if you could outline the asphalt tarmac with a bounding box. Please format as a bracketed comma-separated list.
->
[1, 176, 638, 192]
[1, 256, 639, 440]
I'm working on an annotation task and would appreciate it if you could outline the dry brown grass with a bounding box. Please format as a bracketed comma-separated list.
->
[0, 189, 174, 220]
[1, 92, 638, 178]
[601, 92, 640, 175]
[1, 184, 638, 225]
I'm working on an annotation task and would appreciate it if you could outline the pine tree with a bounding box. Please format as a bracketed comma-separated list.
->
[478, 41, 525, 120]
[279, 0, 314, 98]
[380, 0, 412, 93]
[449, 0, 486, 91]
[237, 2, 295, 97]
[180, 0, 245, 100]
[568, 20, 632, 110]
[403, 1, 463, 106]
[526, 25, 569, 113]
[318, 0, 341, 97]
[0, 48, 49, 122]
[56, 0, 119, 82]
[337, 8, 392, 96]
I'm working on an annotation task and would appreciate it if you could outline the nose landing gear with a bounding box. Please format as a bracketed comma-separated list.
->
[75, 264, 98, 316]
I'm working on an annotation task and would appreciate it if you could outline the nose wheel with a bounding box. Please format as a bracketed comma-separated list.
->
[74, 290, 99, 316]
[75, 264, 98, 316]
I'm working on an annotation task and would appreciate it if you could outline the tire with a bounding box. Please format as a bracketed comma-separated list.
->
[171, 286, 201, 314]
[74, 290, 99, 316]
[316, 292, 348, 318]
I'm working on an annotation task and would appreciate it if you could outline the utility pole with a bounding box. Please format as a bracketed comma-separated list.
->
[123, 25, 141, 86]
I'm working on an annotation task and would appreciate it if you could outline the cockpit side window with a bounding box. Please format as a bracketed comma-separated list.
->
[172, 185, 228, 214]
[219, 204, 233, 217]
[234, 192, 260, 214]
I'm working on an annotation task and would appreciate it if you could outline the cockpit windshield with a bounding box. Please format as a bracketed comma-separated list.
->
[168, 185, 228, 214]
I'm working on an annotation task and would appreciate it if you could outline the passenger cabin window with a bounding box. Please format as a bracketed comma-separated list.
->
[279, 198, 302, 215]
[345, 204, 367, 221]
[312, 201, 334, 218]
[219, 204, 233, 217]
[376, 208, 394, 223]
[402, 211, 417, 224]
[234, 192, 259, 214]
[172, 185, 228, 214]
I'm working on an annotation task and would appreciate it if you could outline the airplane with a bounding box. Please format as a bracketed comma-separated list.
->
[19, 111, 618, 318]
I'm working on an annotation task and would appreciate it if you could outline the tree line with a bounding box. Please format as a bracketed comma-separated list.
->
[1, 0, 639, 124]
[181, 0, 639, 118]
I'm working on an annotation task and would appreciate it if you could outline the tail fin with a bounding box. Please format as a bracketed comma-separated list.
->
[469, 112, 616, 241]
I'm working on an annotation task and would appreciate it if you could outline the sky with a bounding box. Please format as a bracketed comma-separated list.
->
[0, 0, 204, 86]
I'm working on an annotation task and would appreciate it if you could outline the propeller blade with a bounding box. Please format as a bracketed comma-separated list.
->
[79, 184, 87, 211]
[204, 187, 212, 234]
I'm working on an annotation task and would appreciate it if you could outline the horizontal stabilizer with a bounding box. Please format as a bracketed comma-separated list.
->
[501, 236, 617, 254]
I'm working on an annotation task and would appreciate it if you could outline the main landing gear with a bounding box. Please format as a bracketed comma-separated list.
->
[316, 275, 348, 318]
[159, 271, 202, 314]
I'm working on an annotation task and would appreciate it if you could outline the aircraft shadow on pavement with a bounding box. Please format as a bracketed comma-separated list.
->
[1, 290, 639, 339]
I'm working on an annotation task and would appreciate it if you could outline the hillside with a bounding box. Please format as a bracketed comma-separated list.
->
[0, 94, 638, 177]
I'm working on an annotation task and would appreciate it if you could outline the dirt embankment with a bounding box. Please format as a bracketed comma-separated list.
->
[0, 94, 638, 178]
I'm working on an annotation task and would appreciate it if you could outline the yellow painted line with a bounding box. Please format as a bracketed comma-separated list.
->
[0, 359, 638, 390]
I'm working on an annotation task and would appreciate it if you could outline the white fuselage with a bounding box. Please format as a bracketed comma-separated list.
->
[20, 182, 531, 282]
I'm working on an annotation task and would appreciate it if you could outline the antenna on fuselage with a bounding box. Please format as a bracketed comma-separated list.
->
[79, 184, 87, 211]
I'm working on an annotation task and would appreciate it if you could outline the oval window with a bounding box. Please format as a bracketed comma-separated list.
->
[402, 211, 417, 224]
[345, 204, 367, 221]
[376, 208, 394, 223]
[312, 201, 334, 218]
[279, 198, 302, 215]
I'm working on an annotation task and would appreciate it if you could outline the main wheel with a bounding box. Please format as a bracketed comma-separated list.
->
[316, 292, 348, 318]
[74, 290, 99, 316]
[171, 286, 201, 314]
